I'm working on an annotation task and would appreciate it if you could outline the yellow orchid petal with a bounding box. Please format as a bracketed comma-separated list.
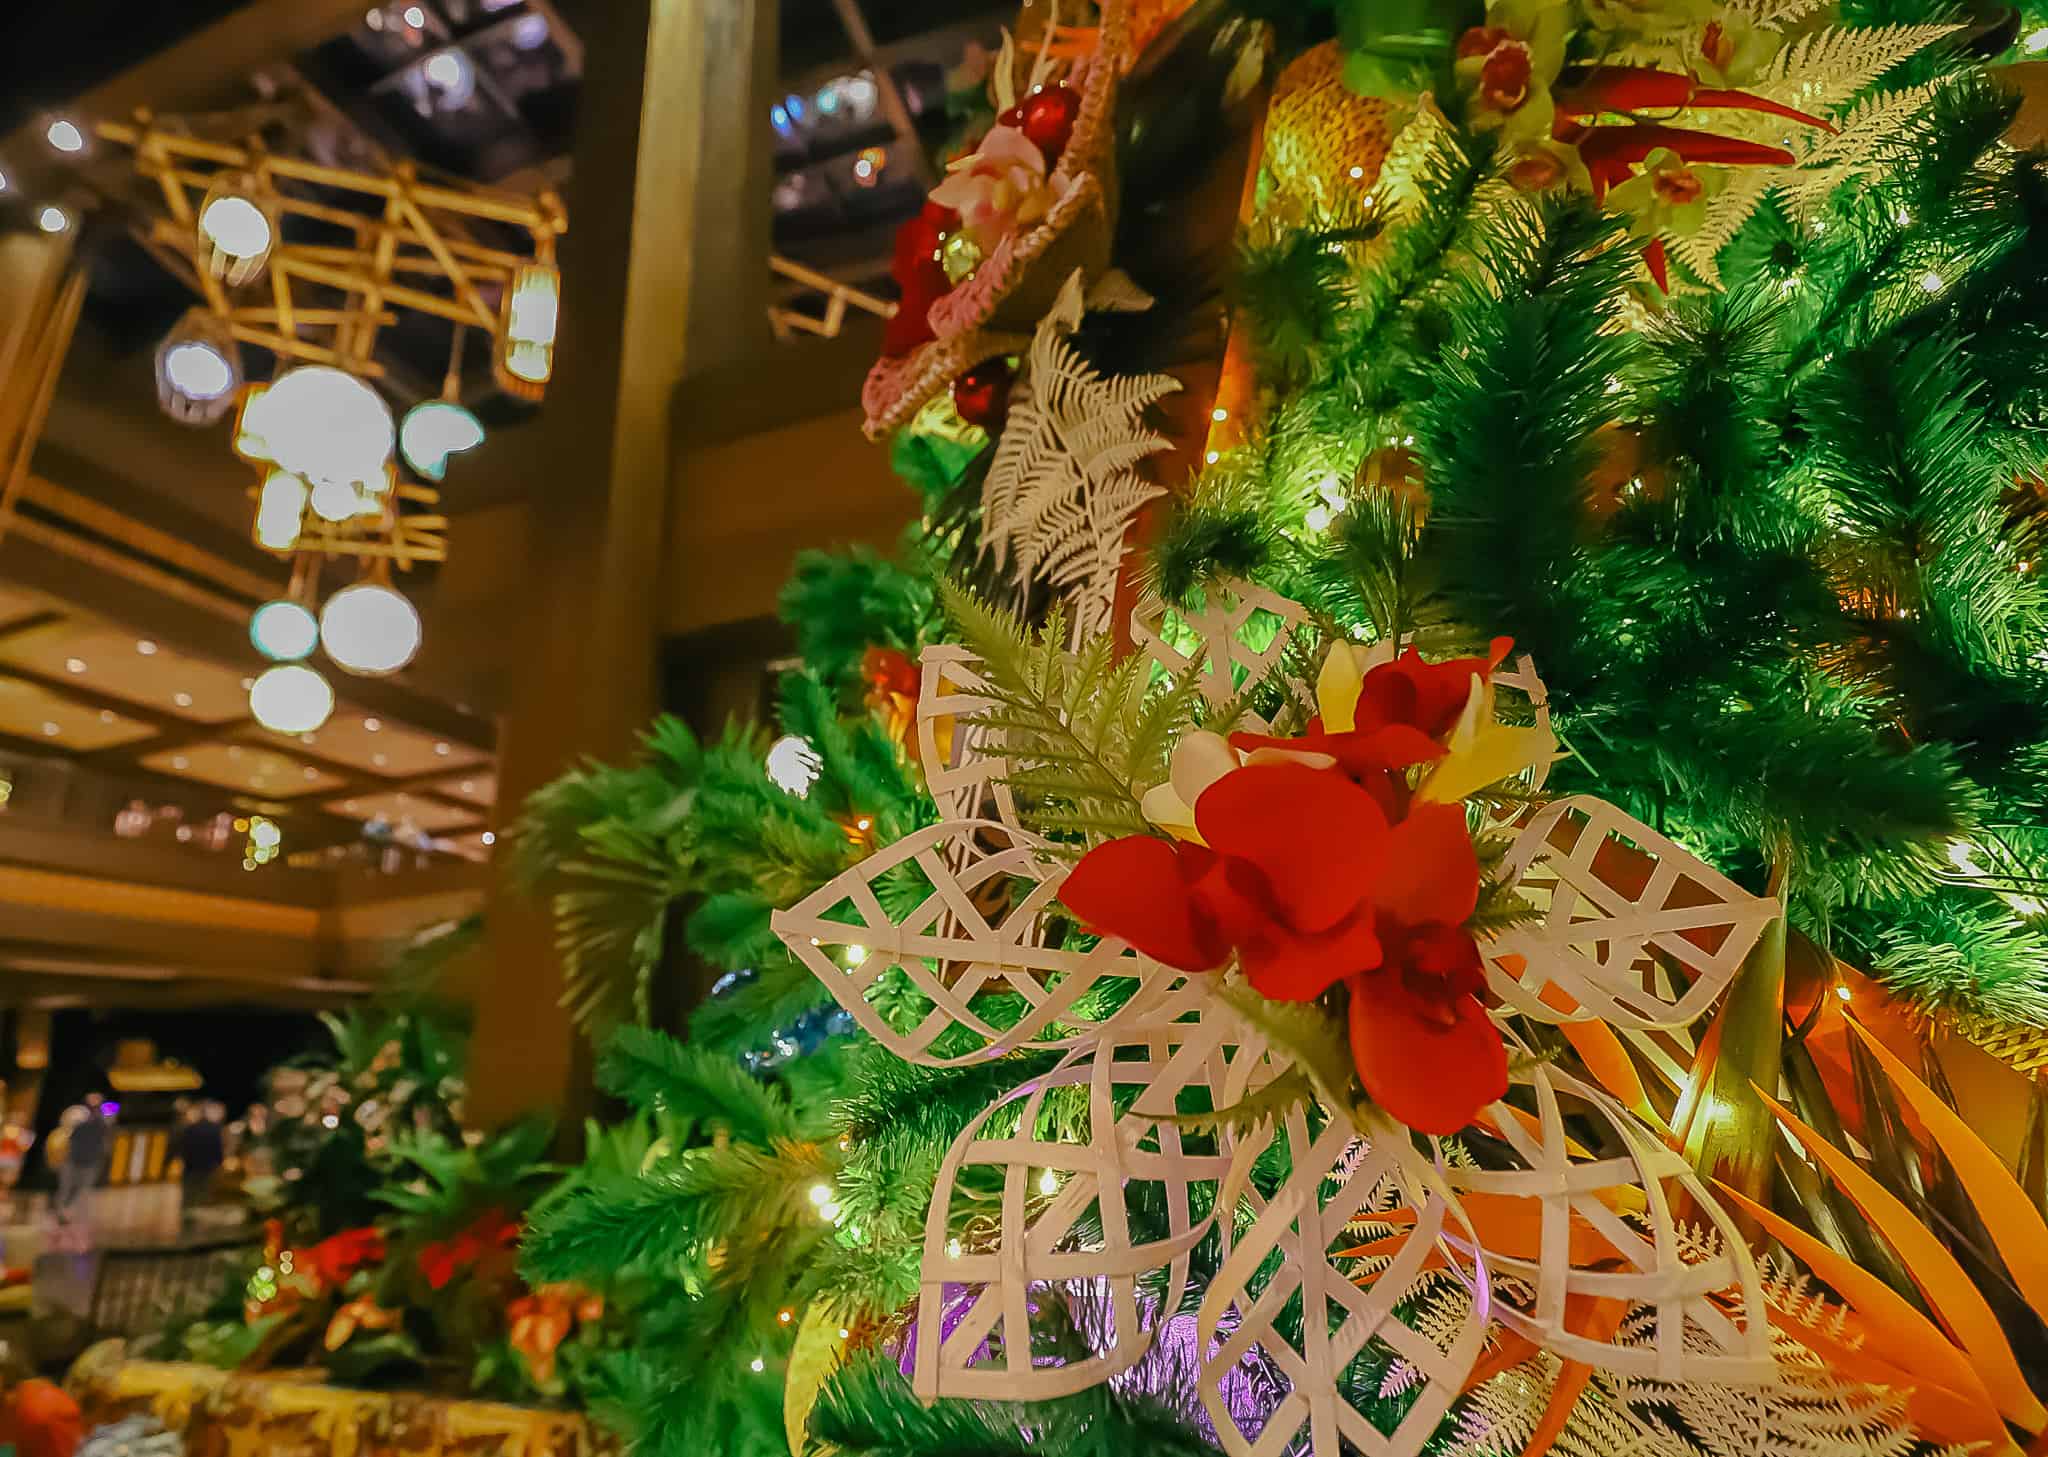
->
[1139, 781, 1206, 844]
[1418, 678, 1557, 805]
[1317, 643, 1366, 732]
[1169, 730, 1239, 807]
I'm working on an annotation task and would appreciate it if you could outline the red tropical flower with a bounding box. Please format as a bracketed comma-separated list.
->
[1229, 637, 1512, 816]
[1059, 763, 1506, 1133]
[418, 1208, 521, 1291]
[306, 1226, 386, 1288]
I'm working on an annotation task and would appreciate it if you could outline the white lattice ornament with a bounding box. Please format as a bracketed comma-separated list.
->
[1196, 1109, 1490, 1457]
[1451, 1061, 1771, 1384]
[1130, 580, 1312, 733]
[914, 645, 1021, 831]
[770, 818, 1207, 1066]
[1485, 797, 1780, 1030]
[917, 1019, 1279, 1401]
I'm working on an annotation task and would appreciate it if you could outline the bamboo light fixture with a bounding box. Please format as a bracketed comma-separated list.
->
[92, 110, 565, 389]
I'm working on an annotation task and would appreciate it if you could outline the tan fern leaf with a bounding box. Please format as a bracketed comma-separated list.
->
[1749, 23, 1960, 113]
[979, 269, 1180, 632]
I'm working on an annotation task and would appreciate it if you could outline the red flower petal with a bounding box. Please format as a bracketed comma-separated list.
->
[1348, 975, 1508, 1135]
[1366, 803, 1482, 929]
[1059, 835, 1224, 971]
[1242, 912, 1383, 1002]
[1195, 762, 1387, 933]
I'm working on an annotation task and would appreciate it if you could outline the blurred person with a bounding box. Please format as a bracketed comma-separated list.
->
[177, 1103, 226, 1223]
[55, 1104, 106, 1225]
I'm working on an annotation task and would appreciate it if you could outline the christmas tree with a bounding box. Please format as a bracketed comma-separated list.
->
[515, 2, 2048, 1455]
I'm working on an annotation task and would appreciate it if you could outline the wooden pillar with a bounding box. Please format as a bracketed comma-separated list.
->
[0, 230, 83, 553]
[467, 0, 778, 1129]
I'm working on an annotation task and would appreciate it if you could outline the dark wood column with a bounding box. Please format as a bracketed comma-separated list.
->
[468, 0, 778, 1129]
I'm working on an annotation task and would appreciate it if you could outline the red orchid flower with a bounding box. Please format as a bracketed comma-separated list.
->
[1059, 762, 1506, 1133]
[1553, 65, 1834, 134]
[1229, 638, 1512, 817]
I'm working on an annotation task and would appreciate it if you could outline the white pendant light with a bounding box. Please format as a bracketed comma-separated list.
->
[237, 366, 395, 489]
[253, 470, 308, 551]
[399, 400, 485, 480]
[320, 581, 422, 677]
[249, 663, 335, 733]
[197, 177, 276, 287]
[249, 600, 319, 662]
[155, 309, 242, 426]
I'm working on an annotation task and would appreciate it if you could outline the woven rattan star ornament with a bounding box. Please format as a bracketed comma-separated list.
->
[773, 578, 1789, 1457]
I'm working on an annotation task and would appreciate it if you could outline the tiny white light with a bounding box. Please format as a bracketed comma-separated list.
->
[404, 4, 427, 25]
[749, 1357, 766, 1373]
[2027, 25, 2048, 51]
[250, 599, 320, 662]
[766, 733, 823, 796]
[1348, 165, 1365, 180]
[40, 721, 59, 737]
[173, 692, 193, 709]
[250, 818, 283, 850]
[64, 657, 85, 674]
[0, 168, 9, 193]
[46, 119, 84, 154]
[1304, 504, 1334, 533]
[136, 640, 157, 656]
[1211, 407, 1228, 422]
[363, 717, 382, 732]
[480, 830, 496, 846]
[1205, 450, 1220, 465]
[946, 1237, 962, 1259]
[250, 664, 336, 734]
[1037, 1168, 1059, 1196]
[36, 205, 71, 235]
[809, 1182, 833, 1206]
[322, 1114, 340, 1128]
[838, 1328, 850, 1340]
[435, 741, 451, 755]
[425, 51, 464, 87]
[1834, 983, 1853, 1002]
[844, 945, 868, 966]
[1920, 271, 1943, 292]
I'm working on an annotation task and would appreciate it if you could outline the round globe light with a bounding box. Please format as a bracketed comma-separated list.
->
[320, 582, 422, 677]
[162, 340, 236, 402]
[249, 600, 319, 662]
[199, 194, 273, 263]
[398, 400, 485, 481]
[240, 366, 394, 488]
[249, 663, 335, 734]
[308, 476, 364, 523]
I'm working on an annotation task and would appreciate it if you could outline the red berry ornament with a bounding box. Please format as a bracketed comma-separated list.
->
[1019, 86, 1080, 165]
[952, 359, 1014, 428]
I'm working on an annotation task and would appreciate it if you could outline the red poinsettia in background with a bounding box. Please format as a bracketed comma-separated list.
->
[418, 1207, 522, 1291]
[1059, 637, 1555, 1135]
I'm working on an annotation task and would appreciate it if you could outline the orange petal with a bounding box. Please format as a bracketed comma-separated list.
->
[1844, 1014, 2048, 1321]
[1713, 1179, 2010, 1444]
[1756, 1086, 2045, 1433]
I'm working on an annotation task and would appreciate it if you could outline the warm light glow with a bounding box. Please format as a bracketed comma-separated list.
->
[36, 205, 70, 235]
[766, 734, 822, 796]
[237, 366, 395, 489]
[249, 664, 335, 734]
[45, 119, 84, 154]
[250, 600, 320, 662]
[399, 400, 485, 480]
[320, 581, 422, 676]
[254, 470, 308, 550]
[163, 341, 235, 401]
[496, 263, 560, 396]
